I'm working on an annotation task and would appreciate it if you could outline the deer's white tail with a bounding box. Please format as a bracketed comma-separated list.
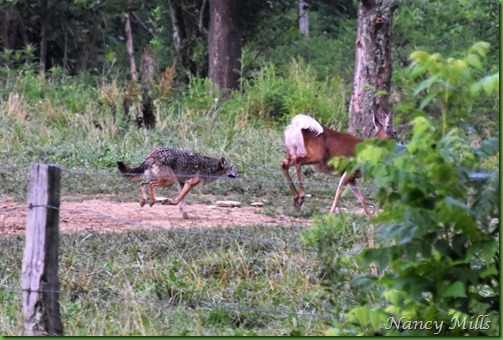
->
[284, 114, 323, 157]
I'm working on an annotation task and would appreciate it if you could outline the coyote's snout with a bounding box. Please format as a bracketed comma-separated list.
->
[118, 147, 238, 219]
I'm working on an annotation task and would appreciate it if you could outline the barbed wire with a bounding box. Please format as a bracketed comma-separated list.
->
[1, 203, 318, 251]
[1, 285, 332, 321]
[0, 162, 367, 333]
[0, 162, 377, 191]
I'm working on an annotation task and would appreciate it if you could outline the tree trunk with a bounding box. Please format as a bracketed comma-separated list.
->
[349, 0, 399, 137]
[168, 0, 198, 77]
[1, 4, 14, 49]
[62, 24, 68, 72]
[79, 12, 102, 73]
[38, 0, 48, 76]
[298, 0, 309, 39]
[124, 12, 138, 83]
[208, 0, 243, 92]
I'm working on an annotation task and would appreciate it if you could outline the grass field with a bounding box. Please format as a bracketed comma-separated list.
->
[0, 80, 379, 335]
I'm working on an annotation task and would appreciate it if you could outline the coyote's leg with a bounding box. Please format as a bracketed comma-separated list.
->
[176, 182, 189, 219]
[146, 178, 177, 207]
[281, 156, 303, 210]
[162, 177, 202, 219]
[140, 182, 150, 207]
[148, 181, 158, 207]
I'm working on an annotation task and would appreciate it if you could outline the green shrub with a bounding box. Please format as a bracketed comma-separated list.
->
[237, 60, 349, 127]
[305, 117, 499, 336]
[394, 42, 499, 136]
[304, 41, 499, 335]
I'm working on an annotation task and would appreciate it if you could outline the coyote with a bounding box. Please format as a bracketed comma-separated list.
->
[117, 147, 238, 219]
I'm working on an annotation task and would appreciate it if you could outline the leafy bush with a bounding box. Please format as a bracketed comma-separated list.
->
[233, 60, 348, 126]
[305, 116, 499, 336]
[393, 41, 499, 137]
[304, 40, 500, 335]
[408, 42, 498, 133]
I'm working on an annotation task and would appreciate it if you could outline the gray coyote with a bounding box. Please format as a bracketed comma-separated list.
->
[117, 147, 238, 219]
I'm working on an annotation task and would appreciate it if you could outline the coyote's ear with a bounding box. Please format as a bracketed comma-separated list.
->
[220, 157, 227, 167]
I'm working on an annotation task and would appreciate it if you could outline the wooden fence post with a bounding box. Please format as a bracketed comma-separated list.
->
[22, 163, 64, 336]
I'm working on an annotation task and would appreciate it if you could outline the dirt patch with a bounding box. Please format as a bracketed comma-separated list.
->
[1, 198, 311, 237]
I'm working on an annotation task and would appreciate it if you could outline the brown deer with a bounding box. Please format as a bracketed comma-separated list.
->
[281, 113, 394, 216]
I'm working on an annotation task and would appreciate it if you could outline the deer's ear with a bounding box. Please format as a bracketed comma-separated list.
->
[220, 157, 227, 167]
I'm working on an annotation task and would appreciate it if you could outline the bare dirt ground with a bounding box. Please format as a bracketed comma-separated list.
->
[0, 197, 312, 237]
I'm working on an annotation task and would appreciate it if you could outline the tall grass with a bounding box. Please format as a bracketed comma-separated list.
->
[0, 63, 380, 335]
[0, 60, 351, 203]
[0, 225, 335, 336]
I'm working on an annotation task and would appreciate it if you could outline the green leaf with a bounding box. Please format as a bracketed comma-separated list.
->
[413, 75, 440, 96]
[465, 53, 483, 70]
[469, 41, 490, 57]
[470, 81, 482, 96]
[481, 239, 498, 264]
[357, 145, 386, 165]
[482, 73, 499, 96]
[410, 64, 426, 79]
[409, 50, 429, 63]
[419, 91, 437, 110]
[441, 281, 467, 298]
[480, 264, 498, 279]
[350, 307, 370, 325]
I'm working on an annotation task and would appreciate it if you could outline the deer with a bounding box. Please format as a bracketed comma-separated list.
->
[280, 113, 395, 217]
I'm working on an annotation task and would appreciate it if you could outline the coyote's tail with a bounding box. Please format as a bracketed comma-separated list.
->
[117, 161, 145, 180]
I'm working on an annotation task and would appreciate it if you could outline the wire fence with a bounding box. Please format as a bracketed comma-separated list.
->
[0, 161, 379, 188]
[0, 285, 332, 321]
[1, 203, 317, 251]
[1, 163, 375, 333]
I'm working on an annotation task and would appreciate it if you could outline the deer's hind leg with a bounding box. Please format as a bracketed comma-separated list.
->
[330, 171, 371, 217]
[281, 156, 304, 210]
[348, 179, 371, 217]
[329, 170, 353, 214]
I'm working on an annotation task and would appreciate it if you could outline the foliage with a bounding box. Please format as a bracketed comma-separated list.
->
[240, 59, 349, 126]
[305, 117, 499, 335]
[392, 0, 499, 69]
[303, 35, 500, 335]
[254, 18, 357, 82]
[407, 42, 499, 134]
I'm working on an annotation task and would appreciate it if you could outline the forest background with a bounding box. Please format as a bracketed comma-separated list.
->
[0, 0, 500, 336]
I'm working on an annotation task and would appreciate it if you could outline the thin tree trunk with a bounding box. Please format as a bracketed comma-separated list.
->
[208, 0, 243, 92]
[168, 0, 198, 77]
[349, 0, 399, 137]
[39, 0, 48, 76]
[79, 13, 102, 73]
[1, 4, 12, 49]
[62, 24, 68, 72]
[198, 0, 209, 36]
[298, 0, 309, 39]
[124, 12, 138, 82]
